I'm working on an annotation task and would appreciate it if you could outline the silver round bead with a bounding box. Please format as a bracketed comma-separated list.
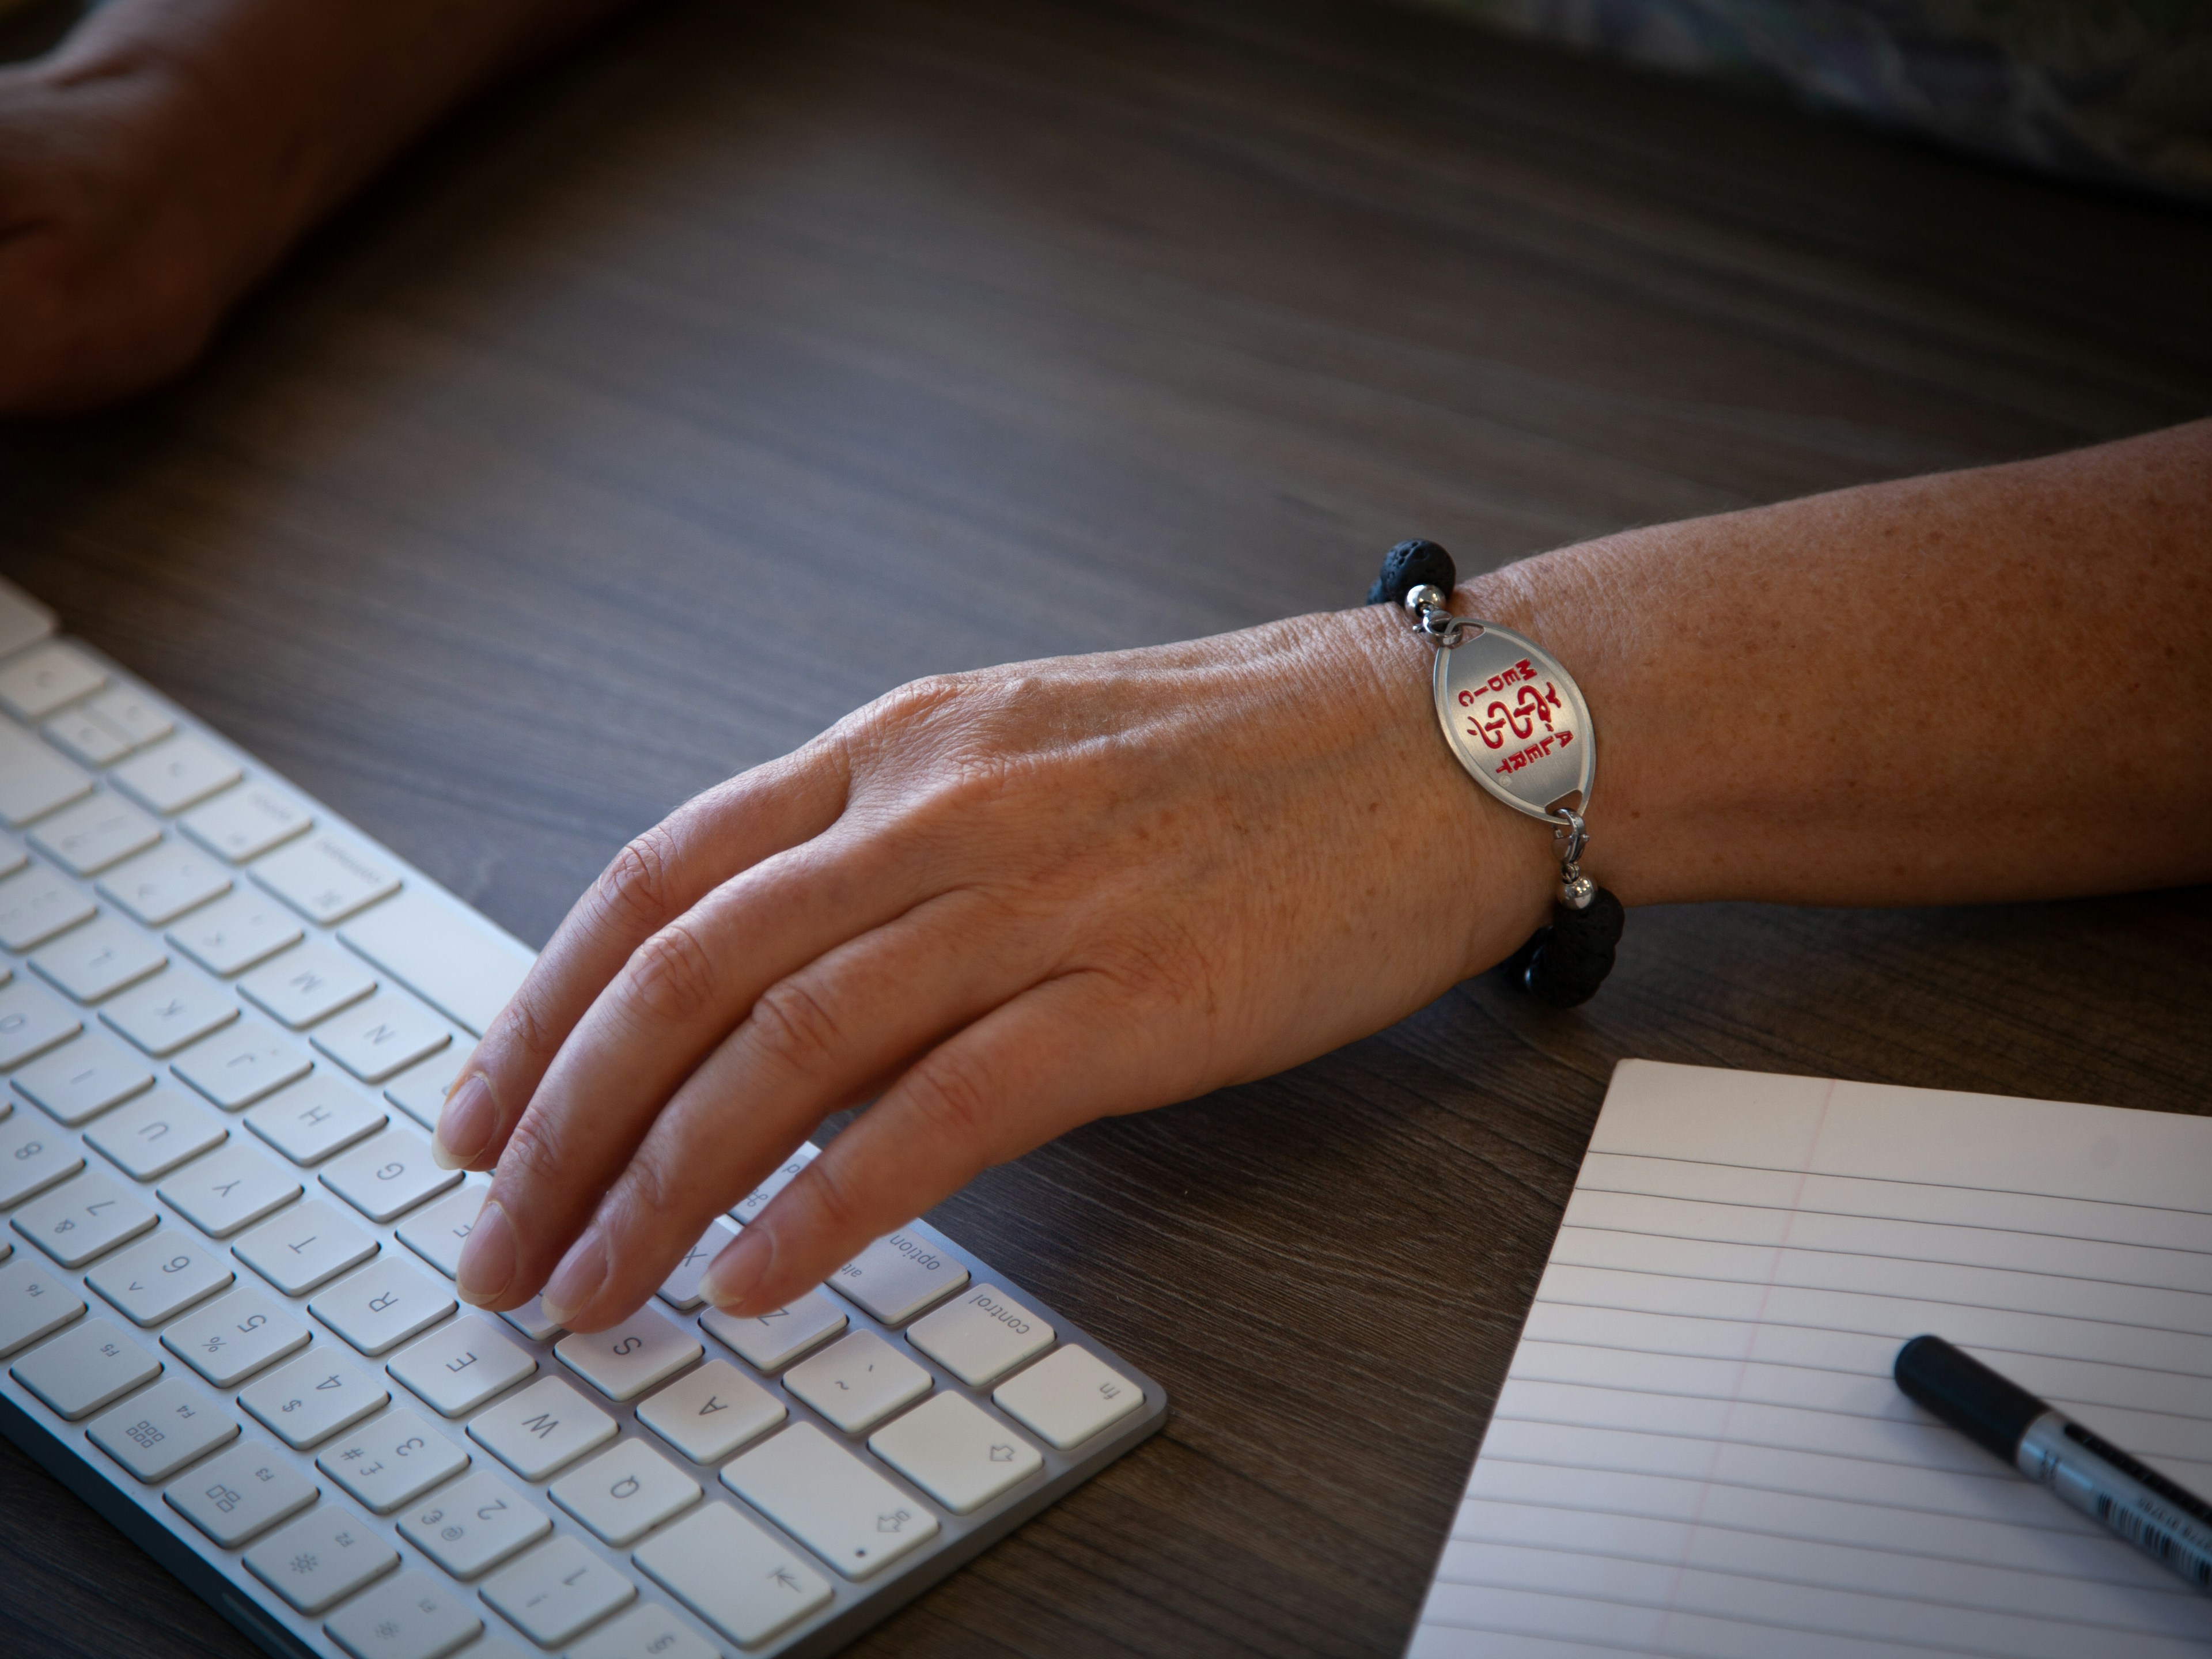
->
[1560, 874, 1596, 910]
[1403, 583, 1448, 615]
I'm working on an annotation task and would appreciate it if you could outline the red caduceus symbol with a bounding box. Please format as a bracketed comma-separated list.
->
[1502, 681, 1562, 738]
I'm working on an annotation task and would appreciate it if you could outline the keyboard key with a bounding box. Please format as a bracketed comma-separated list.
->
[785, 1330, 932, 1434]
[338, 889, 534, 1041]
[0, 720, 93, 827]
[0, 835, 23, 880]
[245, 1503, 400, 1614]
[0, 976, 84, 1067]
[87, 1372, 238, 1481]
[633, 1502, 834, 1650]
[157, 1140, 302, 1237]
[394, 1183, 483, 1278]
[656, 1215, 739, 1311]
[171, 1018, 312, 1109]
[831, 1229, 968, 1325]
[234, 1197, 381, 1296]
[253, 832, 401, 925]
[318, 1407, 471, 1514]
[111, 733, 243, 815]
[635, 1358, 783, 1465]
[993, 1344, 1146, 1449]
[480, 1535, 635, 1648]
[179, 782, 310, 863]
[28, 793, 163, 877]
[324, 1569, 483, 1659]
[699, 1289, 846, 1373]
[86, 1228, 235, 1326]
[102, 967, 240, 1056]
[83, 685, 174, 751]
[551, 1437, 700, 1546]
[555, 1309, 701, 1403]
[161, 1285, 312, 1387]
[0, 1253, 86, 1355]
[722, 1422, 940, 1581]
[31, 914, 165, 1003]
[312, 993, 450, 1085]
[8, 1315, 160, 1419]
[165, 1439, 319, 1547]
[97, 840, 232, 927]
[383, 1049, 462, 1132]
[387, 1314, 536, 1417]
[396, 1468, 550, 1579]
[730, 1142, 817, 1224]
[0, 1109, 85, 1206]
[13, 1031, 154, 1125]
[43, 704, 132, 768]
[500, 1296, 562, 1343]
[468, 1377, 618, 1481]
[247, 1075, 387, 1165]
[0, 862, 95, 950]
[240, 941, 376, 1029]
[569, 1602, 719, 1659]
[321, 1125, 461, 1222]
[868, 1391, 1043, 1514]
[311, 1253, 456, 1355]
[14, 1168, 158, 1266]
[0, 641, 104, 720]
[906, 1283, 1056, 1387]
[241, 1350, 391, 1450]
[84, 1085, 228, 1180]
[167, 887, 304, 976]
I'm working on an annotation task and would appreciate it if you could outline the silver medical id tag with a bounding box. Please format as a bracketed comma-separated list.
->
[1431, 622, 1594, 821]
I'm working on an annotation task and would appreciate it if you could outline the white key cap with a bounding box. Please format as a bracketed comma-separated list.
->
[96, 840, 232, 926]
[157, 1140, 302, 1237]
[8, 1316, 160, 1419]
[240, 941, 376, 1029]
[993, 1343, 1145, 1449]
[906, 1284, 1056, 1387]
[321, 1125, 461, 1222]
[468, 1377, 618, 1481]
[14, 1168, 158, 1266]
[550, 1438, 700, 1546]
[43, 705, 132, 768]
[245, 1504, 400, 1613]
[170, 1019, 311, 1109]
[868, 1390, 1043, 1514]
[31, 914, 165, 1003]
[500, 1296, 562, 1343]
[338, 891, 533, 1041]
[13, 1031, 154, 1125]
[394, 1183, 483, 1278]
[167, 887, 303, 976]
[179, 782, 310, 864]
[0, 1109, 85, 1206]
[318, 1407, 470, 1513]
[102, 967, 240, 1056]
[656, 1216, 739, 1311]
[784, 1330, 932, 1434]
[0, 835, 23, 880]
[387, 1314, 536, 1417]
[831, 1229, 968, 1325]
[234, 1197, 381, 1296]
[0, 976, 84, 1067]
[0, 1252, 85, 1355]
[480, 1535, 636, 1648]
[700, 1289, 846, 1373]
[555, 1310, 701, 1403]
[161, 1285, 312, 1387]
[382, 1049, 461, 1133]
[84, 1085, 228, 1180]
[84, 685, 173, 751]
[0, 720, 92, 827]
[86, 1228, 234, 1325]
[111, 734, 243, 815]
[569, 1602, 719, 1659]
[397, 1467, 550, 1578]
[312, 992, 450, 1085]
[635, 1358, 783, 1465]
[253, 832, 401, 925]
[28, 794, 163, 877]
[324, 1569, 483, 1659]
[0, 641, 104, 720]
[0, 862, 95, 949]
[634, 1503, 834, 1651]
[241, 1350, 391, 1449]
[730, 1142, 817, 1224]
[88, 1372, 240, 1480]
[310, 1253, 456, 1355]
[247, 1075, 387, 1165]
[165, 1440, 319, 1547]
[722, 1422, 940, 1581]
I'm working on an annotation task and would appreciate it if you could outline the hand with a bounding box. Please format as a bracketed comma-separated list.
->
[434, 607, 1559, 1331]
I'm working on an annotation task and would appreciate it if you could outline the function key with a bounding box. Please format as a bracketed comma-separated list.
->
[569, 1603, 719, 1659]
[244, 1503, 400, 1615]
[321, 1569, 482, 1659]
[162, 1439, 317, 1548]
[993, 1344, 1147, 1450]
[0, 1253, 86, 1357]
[7, 1315, 161, 1419]
[86, 1372, 238, 1482]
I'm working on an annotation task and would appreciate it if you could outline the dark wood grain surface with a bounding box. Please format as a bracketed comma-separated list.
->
[2, 1, 2208, 1654]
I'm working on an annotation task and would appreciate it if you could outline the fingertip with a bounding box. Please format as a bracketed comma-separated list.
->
[700, 1229, 774, 1316]
[456, 1199, 518, 1308]
[432, 1073, 497, 1170]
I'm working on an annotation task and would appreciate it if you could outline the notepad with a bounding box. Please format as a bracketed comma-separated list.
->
[1409, 1059, 2212, 1658]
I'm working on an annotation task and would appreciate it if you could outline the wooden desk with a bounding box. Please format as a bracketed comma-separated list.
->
[3, 1, 2207, 1653]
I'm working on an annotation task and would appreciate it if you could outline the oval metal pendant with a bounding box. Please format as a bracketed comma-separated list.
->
[1432, 621, 1595, 821]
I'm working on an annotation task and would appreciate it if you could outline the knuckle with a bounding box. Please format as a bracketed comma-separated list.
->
[623, 919, 723, 1025]
[593, 823, 683, 934]
[798, 1155, 872, 1240]
[497, 1108, 570, 1192]
[743, 976, 847, 1080]
[903, 1046, 1003, 1151]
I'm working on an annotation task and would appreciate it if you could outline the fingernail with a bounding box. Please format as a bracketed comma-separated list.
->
[701, 1230, 772, 1315]
[539, 1230, 608, 1328]
[456, 1199, 517, 1307]
[432, 1074, 494, 1170]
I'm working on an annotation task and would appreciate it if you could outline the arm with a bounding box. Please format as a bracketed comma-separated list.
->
[429, 419, 2212, 1333]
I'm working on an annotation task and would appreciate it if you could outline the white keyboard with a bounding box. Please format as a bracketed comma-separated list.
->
[0, 578, 1165, 1659]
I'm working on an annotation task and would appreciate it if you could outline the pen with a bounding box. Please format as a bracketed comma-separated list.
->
[1895, 1334, 2212, 1592]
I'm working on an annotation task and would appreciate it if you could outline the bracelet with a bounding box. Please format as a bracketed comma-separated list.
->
[1369, 539, 1624, 1006]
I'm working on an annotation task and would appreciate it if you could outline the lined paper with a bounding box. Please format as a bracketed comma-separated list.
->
[1409, 1060, 2212, 1658]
